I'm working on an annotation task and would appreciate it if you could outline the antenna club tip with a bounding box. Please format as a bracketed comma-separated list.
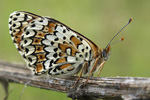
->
[121, 37, 124, 41]
[128, 17, 133, 23]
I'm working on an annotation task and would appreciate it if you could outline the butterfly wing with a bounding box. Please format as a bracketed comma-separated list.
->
[9, 11, 96, 76]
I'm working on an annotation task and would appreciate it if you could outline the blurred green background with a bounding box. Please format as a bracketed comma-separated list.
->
[0, 0, 150, 100]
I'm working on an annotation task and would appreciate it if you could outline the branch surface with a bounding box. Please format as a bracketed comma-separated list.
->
[0, 61, 150, 100]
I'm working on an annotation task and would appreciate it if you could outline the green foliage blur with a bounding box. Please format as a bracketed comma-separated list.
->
[0, 0, 150, 100]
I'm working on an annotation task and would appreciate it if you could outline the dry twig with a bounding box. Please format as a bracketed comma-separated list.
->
[0, 61, 150, 100]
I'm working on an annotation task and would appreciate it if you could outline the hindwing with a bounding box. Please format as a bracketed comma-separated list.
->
[9, 11, 95, 76]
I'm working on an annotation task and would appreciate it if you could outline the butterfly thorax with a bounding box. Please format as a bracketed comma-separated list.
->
[84, 45, 111, 77]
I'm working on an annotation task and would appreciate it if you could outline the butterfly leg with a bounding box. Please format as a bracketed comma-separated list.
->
[84, 57, 99, 85]
[72, 61, 87, 88]
[97, 61, 105, 77]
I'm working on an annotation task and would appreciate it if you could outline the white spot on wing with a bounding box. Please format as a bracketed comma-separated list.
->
[67, 56, 76, 62]
[66, 48, 71, 55]
[78, 44, 84, 51]
[33, 18, 48, 25]
[11, 22, 21, 29]
[22, 39, 32, 47]
[44, 46, 60, 52]
[44, 60, 51, 69]
[24, 46, 35, 56]
[55, 32, 64, 40]
[46, 52, 56, 59]
[23, 30, 36, 38]
[46, 35, 57, 41]
[28, 24, 43, 30]
[26, 55, 37, 65]
[42, 40, 51, 45]
[56, 26, 63, 32]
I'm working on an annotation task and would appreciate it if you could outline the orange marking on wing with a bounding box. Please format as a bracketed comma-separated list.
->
[70, 36, 82, 48]
[59, 44, 79, 56]
[26, 19, 34, 23]
[14, 28, 23, 44]
[15, 35, 22, 44]
[59, 44, 66, 52]
[35, 46, 44, 53]
[60, 64, 71, 70]
[14, 31, 23, 51]
[43, 26, 54, 33]
[32, 38, 42, 45]
[71, 47, 79, 56]
[55, 58, 66, 64]
[63, 41, 70, 45]
[35, 31, 46, 38]
[48, 27, 53, 33]
[14, 30, 22, 36]
[37, 53, 46, 62]
[59, 52, 66, 57]
[13, 22, 31, 47]
[67, 66, 75, 71]
[49, 22, 55, 28]
[35, 32, 46, 37]
[36, 63, 43, 73]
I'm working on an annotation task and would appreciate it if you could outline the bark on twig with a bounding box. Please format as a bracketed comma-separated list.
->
[0, 61, 150, 100]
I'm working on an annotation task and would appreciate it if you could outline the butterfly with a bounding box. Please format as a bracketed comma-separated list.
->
[8, 11, 132, 84]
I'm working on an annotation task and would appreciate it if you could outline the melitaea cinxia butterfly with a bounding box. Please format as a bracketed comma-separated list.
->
[9, 11, 132, 84]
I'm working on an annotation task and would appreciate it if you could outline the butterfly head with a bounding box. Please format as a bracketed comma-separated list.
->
[101, 45, 111, 61]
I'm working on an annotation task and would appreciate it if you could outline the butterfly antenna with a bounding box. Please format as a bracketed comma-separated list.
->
[110, 37, 124, 45]
[105, 17, 132, 49]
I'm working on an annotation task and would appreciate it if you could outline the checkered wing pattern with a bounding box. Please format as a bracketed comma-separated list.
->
[8, 11, 98, 77]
